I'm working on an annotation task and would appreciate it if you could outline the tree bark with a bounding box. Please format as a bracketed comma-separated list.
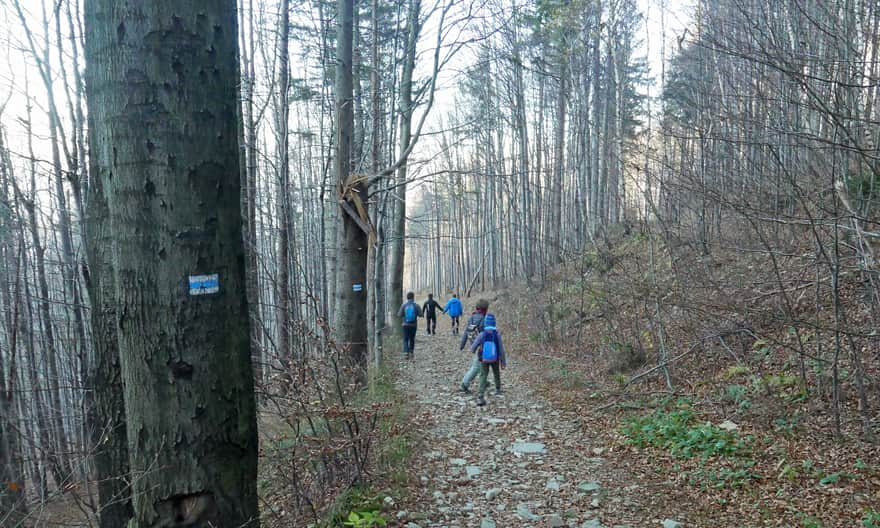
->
[84, 140, 133, 528]
[334, 0, 368, 374]
[83, 1, 259, 525]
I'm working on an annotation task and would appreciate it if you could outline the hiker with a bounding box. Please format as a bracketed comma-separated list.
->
[458, 298, 490, 393]
[471, 313, 506, 406]
[422, 293, 445, 335]
[444, 294, 463, 335]
[397, 292, 422, 359]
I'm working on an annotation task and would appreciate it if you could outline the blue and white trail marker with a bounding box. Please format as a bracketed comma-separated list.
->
[352, 283, 363, 292]
[189, 274, 220, 295]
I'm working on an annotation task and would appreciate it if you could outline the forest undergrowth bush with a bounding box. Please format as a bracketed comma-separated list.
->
[518, 224, 880, 524]
[257, 321, 411, 528]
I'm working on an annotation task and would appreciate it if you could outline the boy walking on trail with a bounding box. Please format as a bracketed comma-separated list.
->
[471, 313, 506, 406]
[422, 293, 445, 335]
[459, 299, 490, 393]
[397, 292, 422, 359]
[444, 294, 463, 334]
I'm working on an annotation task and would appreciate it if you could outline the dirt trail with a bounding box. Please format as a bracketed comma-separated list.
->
[393, 324, 670, 528]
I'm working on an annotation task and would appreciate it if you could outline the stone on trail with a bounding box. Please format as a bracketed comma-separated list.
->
[581, 520, 606, 528]
[516, 503, 541, 521]
[450, 458, 468, 466]
[485, 488, 502, 500]
[405, 523, 421, 528]
[545, 478, 561, 491]
[661, 520, 684, 528]
[480, 518, 497, 528]
[578, 481, 601, 493]
[717, 420, 738, 431]
[511, 441, 547, 454]
[465, 465, 482, 479]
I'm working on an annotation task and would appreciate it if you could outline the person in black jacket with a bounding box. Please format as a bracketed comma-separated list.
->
[422, 293, 445, 335]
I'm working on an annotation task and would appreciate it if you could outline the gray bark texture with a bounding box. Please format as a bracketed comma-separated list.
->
[83, 1, 259, 526]
[334, 0, 368, 372]
[84, 120, 133, 527]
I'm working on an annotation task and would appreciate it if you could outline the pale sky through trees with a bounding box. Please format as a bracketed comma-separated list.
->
[0, 0, 689, 178]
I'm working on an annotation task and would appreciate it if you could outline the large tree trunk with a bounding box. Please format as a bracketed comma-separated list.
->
[84, 147, 133, 528]
[83, 1, 259, 526]
[334, 0, 368, 374]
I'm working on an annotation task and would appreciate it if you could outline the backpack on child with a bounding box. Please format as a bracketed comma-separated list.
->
[465, 313, 485, 343]
[480, 332, 499, 363]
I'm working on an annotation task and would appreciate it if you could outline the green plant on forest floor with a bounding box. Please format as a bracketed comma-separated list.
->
[863, 509, 880, 527]
[343, 510, 387, 527]
[621, 401, 757, 489]
[722, 383, 751, 409]
[622, 404, 752, 460]
[690, 464, 758, 489]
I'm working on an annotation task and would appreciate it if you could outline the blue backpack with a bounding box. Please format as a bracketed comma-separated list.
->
[481, 332, 498, 363]
[404, 302, 418, 323]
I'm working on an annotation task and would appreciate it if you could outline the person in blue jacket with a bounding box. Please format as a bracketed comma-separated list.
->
[444, 294, 464, 335]
[470, 313, 506, 406]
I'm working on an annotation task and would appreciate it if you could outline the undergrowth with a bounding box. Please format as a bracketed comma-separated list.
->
[320, 366, 414, 528]
[518, 229, 880, 525]
[621, 399, 753, 460]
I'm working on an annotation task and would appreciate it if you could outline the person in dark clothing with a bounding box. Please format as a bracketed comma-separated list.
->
[459, 298, 490, 393]
[397, 291, 422, 358]
[422, 293, 445, 335]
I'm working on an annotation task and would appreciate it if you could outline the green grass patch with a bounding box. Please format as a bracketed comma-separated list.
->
[622, 404, 752, 460]
[863, 509, 880, 527]
[621, 400, 758, 490]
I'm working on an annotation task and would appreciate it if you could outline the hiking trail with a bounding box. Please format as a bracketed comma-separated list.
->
[392, 325, 681, 528]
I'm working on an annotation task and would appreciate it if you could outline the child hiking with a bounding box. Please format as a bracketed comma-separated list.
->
[470, 313, 506, 406]
[458, 298, 490, 393]
[422, 293, 445, 335]
[397, 292, 423, 359]
[444, 294, 463, 335]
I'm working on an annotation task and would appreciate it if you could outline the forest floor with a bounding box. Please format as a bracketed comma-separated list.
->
[391, 316, 674, 528]
[390, 285, 880, 528]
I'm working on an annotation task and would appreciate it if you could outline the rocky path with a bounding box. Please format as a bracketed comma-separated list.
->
[393, 327, 663, 528]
